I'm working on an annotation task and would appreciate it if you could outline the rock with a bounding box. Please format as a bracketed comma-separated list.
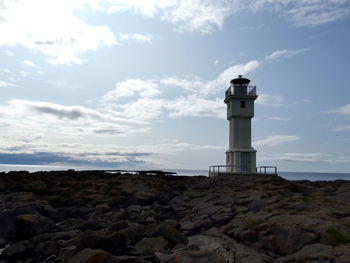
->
[135, 237, 170, 254]
[109, 221, 130, 231]
[15, 214, 54, 240]
[119, 224, 142, 246]
[0, 240, 35, 260]
[78, 230, 126, 254]
[247, 199, 267, 212]
[155, 222, 188, 245]
[127, 205, 142, 214]
[68, 248, 113, 263]
[265, 224, 318, 255]
[169, 249, 227, 263]
[96, 204, 110, 214]
[31, 230, 80, 244]
[0, 180, 6, 191]
[239, 229, 258, 243]
[37, 240, 60, 256]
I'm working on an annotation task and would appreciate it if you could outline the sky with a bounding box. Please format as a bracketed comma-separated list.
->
[0, 0, 350, 173]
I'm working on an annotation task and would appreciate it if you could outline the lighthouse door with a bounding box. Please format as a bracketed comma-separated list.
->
[241, 152, 251, 172]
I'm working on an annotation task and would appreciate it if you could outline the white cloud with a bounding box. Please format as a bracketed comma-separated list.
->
[266, 48, 311, 60]
[202, 60, 260, 95]
[166, 96, 225, 119]
[119, 33, 153, 43]
[103, 0, 350, 34]
[101, 60, 259, 121]
[325, 104, 350, 115]
[0, 80, 15, 88]
[0, 68, 10, 74]
[0, 0, 116, 64]
[19, 71, 31, 78]
[249, 0, 350, 27]
[269, 117, 291, 121]
[102, 79, 161, 101]
[213, 59, 219, 65]
[3, 50, 15, 56]
[0, 99, 147, 140]
[267, 152, 350, 164]
[256, 94, 285, 106]
[254, 135, 300, 147]
[105, 0, 238, 34]
[333, 125, 350, 132]
[22, 60, 39, 68]
[268, 153, 329, 163]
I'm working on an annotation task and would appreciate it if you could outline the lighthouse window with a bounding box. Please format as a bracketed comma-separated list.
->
[240, 101, 245, 108]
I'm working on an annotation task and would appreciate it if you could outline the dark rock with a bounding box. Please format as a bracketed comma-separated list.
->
[109, 221, 130, 231]
[37, 240, 60, 256]
[0, 240, 35, 260]
[155, 222, 188, 245]
[15, 214, 54, 240]
[59, 206, 95, 218]
[265, 224, 318, 255]
[31, 230, 79, 244]
[68, 248, 113, 263]
[135, 237, 170, 254]
[78, 230, 126, 254]
[168, 249, 226, 263]
[247, 199, 267, 212]
[239, 229, 258, 243]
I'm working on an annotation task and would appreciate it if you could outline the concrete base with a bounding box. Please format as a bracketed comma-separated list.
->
[225, 148, 256, 173]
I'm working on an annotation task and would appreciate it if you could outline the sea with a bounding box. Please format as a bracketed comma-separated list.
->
[1, 164, 350, 181]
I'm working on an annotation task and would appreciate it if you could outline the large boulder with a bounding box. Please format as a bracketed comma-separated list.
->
[16, 214, 54, 240]
[68, 248, 114, 263]
[78, 230, 126, 254]
[135, 237, 170, 254]
[169, 249, 226, 263]
[155, 222, 188, 245]
[0, 240, 36, 261]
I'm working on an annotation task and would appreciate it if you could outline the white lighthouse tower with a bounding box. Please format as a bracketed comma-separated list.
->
[225, 75, 257, 173]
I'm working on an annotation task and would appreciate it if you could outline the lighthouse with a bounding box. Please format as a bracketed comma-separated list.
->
[224, 75, 257, 173]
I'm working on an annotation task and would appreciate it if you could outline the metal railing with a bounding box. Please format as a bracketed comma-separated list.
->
[208, 165, 277, 177]
[225, 85, 256, 98]
[257, 166, 278, 174]
[209, 165, 250, 175]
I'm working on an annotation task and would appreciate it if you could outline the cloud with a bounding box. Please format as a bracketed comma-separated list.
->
[0, 0, 116, 64]
[102, 79, 161, 101]
[101, 60, 259, 120]
[119, 33, 153, 43]
[22, 60, 39, 68]
[268, 152, 330, 163]
[249, 0, 350, 27]
[103, 0, 350, 34]
[0, 99, 147, 140]
[0, 137, 222, 168]
[166, 96, 225, 119]
[266, 48, 311, 60]
[213, 59, 219, 65]
[325, 104, 350, 115]
[254, 135, 300, 147]
[267, 152, 350, 164]
[269, 117, 291, 121]
[0, 68, 10, 74]
[332, 125, 350, 132]
[0, 80, 15, 88]
[256, 94, 285, 106]
[104, 0, 238, 34]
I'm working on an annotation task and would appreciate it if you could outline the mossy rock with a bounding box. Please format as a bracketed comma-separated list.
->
[321, 227, 350, 246]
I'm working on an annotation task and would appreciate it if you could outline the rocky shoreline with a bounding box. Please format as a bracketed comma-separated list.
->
[1, 170, 350, 262]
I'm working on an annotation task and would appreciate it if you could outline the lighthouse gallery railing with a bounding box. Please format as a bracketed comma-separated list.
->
[225, 85, 256, 98]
